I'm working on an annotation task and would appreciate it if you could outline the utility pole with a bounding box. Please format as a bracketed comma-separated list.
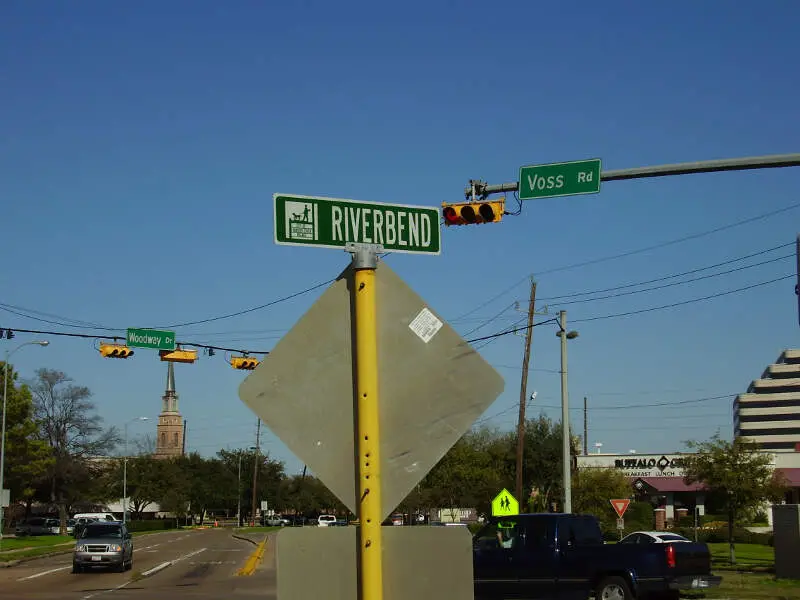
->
[251, 418, 261, 526]
[583, 397, 588, 456]
[237, 452, 243, 526]
[515, 279, 537, 503]
[557, 310, 579, 514]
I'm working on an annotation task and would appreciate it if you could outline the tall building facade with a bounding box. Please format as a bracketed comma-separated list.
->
[154, 361, 184, 459]
[734, 349, 800, 451]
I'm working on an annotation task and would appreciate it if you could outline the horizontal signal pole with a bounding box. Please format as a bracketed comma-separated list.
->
[465, 153, 800, 199]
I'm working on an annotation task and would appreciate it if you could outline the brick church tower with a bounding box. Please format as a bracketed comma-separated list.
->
[154, 361, 184, 458]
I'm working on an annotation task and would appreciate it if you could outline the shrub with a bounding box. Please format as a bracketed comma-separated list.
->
[126, 519, 178, 533]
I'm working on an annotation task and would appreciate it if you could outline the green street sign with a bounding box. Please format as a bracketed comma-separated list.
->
[518, 158, 602, 200]
[126, 328, 176, 351]
[491, 488, 519, 517]
[274, 194, 441, 255]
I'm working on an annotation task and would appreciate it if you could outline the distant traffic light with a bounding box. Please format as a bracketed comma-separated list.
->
[441, 199, 505, 226]
[159, 348, 198, 363]
[231, 356, 260, 370]
[99, 343, 134, 359]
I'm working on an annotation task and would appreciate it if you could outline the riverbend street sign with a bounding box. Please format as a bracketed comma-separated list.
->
[273, 193, 441, 255]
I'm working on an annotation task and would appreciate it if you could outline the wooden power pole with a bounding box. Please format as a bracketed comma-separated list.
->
[515, 279, 537, 504]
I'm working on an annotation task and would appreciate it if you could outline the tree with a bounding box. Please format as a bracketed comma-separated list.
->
[516, 414, 580, 512]
[30, 369, 120, 532]
[102, 456, 168, 519]
[0, 362, 52, 509]
[132, 433, 156, 456]
[421, 427, 506, 518]
[216, 449, 286, 520]
[571, 467, 632, 530]
[682, 434, 786, 564]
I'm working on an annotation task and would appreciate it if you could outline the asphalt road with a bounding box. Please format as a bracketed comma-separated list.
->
[0, 528, 276, 600]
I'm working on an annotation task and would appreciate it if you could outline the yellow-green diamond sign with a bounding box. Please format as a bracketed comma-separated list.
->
[491, 488, 519, 517]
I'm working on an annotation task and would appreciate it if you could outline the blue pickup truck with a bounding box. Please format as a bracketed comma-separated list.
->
[473, 513, 721, 600]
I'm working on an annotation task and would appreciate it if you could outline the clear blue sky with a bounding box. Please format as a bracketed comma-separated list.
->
[2, 1, 799, 475]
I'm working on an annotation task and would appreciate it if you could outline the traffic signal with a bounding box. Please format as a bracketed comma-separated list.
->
[231, 356, 260, 370]
[99, 343, 134, 359]
[159, 348, 198, 363]
[441, 199, 505, 226]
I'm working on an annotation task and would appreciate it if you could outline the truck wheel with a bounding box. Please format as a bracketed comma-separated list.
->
[596, 576, 633, 600]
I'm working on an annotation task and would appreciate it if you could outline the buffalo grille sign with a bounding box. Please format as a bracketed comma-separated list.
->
[613, 454, 686, 478]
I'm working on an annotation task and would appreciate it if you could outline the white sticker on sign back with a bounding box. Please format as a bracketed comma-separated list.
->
[408, 307, 443, 344]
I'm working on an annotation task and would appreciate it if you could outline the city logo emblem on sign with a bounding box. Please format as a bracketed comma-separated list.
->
[491, 488, 519, 517]
[285, 200, 319, 242]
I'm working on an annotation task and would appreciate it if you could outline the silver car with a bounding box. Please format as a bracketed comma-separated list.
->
[73, 521, 133, 573]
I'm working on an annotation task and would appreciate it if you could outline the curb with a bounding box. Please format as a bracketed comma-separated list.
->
[230, 533, 259, 547]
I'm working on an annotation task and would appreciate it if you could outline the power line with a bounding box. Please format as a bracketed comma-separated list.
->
[454, 201, 800, 318]
[536, 241, 794, 302]
[466, 317, 558, 344]
[572, 274, 793, 323]
[461, 302, 517, 338]
[158, 278, 335, 328]
[550, 254, 793, 307]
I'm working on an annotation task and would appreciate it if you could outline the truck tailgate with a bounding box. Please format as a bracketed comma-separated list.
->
[670, 542, 713, 575]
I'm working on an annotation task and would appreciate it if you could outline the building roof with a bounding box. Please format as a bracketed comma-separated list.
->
[632, 476, 705, 492]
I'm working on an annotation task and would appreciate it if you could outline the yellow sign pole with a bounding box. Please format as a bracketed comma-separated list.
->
[351, 244, 384, 600]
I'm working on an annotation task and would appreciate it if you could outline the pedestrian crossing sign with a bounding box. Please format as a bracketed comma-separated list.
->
[491, 488, 519, 517]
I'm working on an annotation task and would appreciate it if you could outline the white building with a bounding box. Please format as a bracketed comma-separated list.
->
[735, 349, 800, 452]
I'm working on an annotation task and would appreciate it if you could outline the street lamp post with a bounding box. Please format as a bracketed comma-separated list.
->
[122, 417, 149, 523]
[0, 340, 49, 548]
[556, 310, 578, 514]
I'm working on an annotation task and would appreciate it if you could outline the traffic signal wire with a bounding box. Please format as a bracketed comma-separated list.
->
[0, 326, 271, 355]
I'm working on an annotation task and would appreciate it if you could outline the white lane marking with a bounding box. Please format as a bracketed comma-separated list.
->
[140, 547, 207, 578]
[82, 580, 132, 599]
[141, 561, 171, 577]
[17, 565, 71, 581]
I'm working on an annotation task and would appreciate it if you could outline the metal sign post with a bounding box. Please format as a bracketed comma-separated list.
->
[349, 242, 385, 600]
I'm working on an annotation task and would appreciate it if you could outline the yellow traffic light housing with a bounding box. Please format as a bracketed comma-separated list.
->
[231, 356, 260, 370]
[159, 348, 198, 363]
[99, 343, 134, 359]
[442, 198, 505, 226]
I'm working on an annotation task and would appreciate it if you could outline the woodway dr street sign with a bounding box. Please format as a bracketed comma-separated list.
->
[126, 328, 176, 351]
[274, 193, 441, 255]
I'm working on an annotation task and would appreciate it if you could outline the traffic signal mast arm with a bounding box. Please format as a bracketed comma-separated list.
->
[464, 153, 800, 200]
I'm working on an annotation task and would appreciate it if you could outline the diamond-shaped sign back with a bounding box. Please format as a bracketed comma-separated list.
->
[238, 260, 505, 520]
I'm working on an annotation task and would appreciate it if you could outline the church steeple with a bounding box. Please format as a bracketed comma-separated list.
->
[155, 361, 184, 458]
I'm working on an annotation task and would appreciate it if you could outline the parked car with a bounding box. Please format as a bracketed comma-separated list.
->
[619, 531, 691, 544]
[14, 517, 54, 537]
[472, 513, 721, 600]
[317, 515, 337, 527]
[73, 521, 133, 573]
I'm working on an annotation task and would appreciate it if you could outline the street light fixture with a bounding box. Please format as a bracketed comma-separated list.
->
[556, 311, 579, 514]
[122, 416, 149, 524]
[1, 340, 49, 548]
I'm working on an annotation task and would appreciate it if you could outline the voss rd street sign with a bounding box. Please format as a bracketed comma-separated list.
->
[518, 158, 602, 200]
[274, 194, 441, 255]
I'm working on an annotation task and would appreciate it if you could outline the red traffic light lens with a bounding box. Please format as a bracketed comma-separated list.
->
[443, 206, 459, 224]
